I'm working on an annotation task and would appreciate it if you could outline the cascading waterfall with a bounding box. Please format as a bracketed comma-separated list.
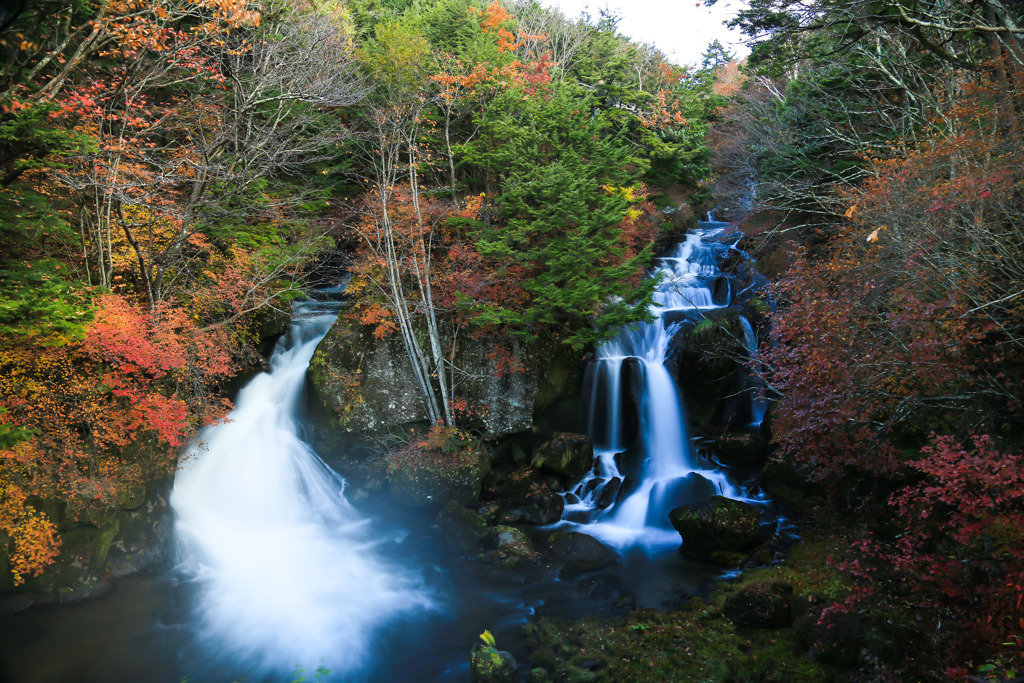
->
[561, 230, 752, 549]
[171, 301, 432, 678]
[738, 314, 768, 428]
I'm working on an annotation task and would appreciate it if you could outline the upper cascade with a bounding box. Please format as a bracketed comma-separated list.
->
[559, 225, 763, 549]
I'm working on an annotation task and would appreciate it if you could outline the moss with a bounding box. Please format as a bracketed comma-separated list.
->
[522, 530, 853, 682]
[25, 518, 121, 597]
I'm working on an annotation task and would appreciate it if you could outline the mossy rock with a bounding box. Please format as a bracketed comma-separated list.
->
[531, 433, 593, 480]
[482, 525, 540, 570]
[436, 501, 491, 555]
[387, 446, 489, 509]
[23, 519, 120, 599]
[470, 644, 517, 683]
[667, 309, 750, 433]
[670, 496, 762, 563]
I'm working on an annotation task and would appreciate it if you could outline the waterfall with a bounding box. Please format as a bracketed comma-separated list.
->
[561, 230, 745, 549]
[738, 314, 768, 428]
[171, 301, 432, 678]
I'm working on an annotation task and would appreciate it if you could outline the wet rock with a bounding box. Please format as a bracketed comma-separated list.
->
[644, 473, 717, 526]
[470, 643, 517, 683]
[722, 583, 793, 628]
[436, 501, 490, 555]
[482, 526, 540, 569]
[478, 502, 501, 523]
[547, 532, 615, 573]
[530, 433, 593, 480]
[715, 432, 768, 468]
[518, 488, 565, 525]
[669, 495, 762, 563]
[595, 477, 621, 509]
[387, 446, 489, 509]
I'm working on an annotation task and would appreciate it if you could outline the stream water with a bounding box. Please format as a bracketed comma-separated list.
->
[0, 227, 768, 682]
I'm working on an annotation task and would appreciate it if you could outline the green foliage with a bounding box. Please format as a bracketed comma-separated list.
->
[463, 86, 656, 348]
[0, 101, 95, 184]
[0, 259, 92, 342]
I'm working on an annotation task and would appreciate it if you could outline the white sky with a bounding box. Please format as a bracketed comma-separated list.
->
[539, 0, 750, 67]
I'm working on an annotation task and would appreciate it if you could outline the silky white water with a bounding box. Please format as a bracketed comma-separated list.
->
[561, 231, 745, 549]
[171, 303, 432, 678]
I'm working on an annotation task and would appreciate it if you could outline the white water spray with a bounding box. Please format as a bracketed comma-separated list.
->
[172, 302, 431, 677]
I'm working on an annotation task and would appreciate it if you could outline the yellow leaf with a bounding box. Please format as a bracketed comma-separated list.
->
[866, 229, 879, 243]
[844, 204, 857, 218]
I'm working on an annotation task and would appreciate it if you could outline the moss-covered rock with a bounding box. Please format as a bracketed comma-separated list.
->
[471, 643, 518, 683]
[387, 443, 489, 509]
[715, 432, 767, 468]
[670, 496, 762, 564]
[482, 525, 540, 570]
[436, 501, 491, 555]
[666, 309, 762, 434]
[6, 479, 172, 605]
[530, 433, 593, 480]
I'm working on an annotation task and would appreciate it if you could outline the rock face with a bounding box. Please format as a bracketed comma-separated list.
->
[669, 495, 762, 563]
[2, 481, 172, 606]
[715, 432, 768, 468]
[308, 318, 540, 438]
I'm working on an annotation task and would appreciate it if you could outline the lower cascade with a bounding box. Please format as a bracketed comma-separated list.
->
[560, 227, 761, 548]
[171, 301, 432, 677]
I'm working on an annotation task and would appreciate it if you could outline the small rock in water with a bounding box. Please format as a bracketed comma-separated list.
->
[547, 531, 615, 574]
[595, 476, 622, 508]
[470, 644, 517, 683]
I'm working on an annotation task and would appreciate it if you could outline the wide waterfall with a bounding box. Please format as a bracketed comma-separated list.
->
[171, 301, 432, 678]
[561, 230, 754, 549]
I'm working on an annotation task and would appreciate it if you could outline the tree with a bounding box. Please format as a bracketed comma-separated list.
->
[464, 85, 659, 349]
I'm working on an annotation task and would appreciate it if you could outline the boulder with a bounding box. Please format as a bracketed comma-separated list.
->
[517, 489, 565, 525]
[644, 473, 717, 527]
[530, 433, 593, 480]
[436, 501, 491, 555]
[547, 532, 615, 574]
[387, 446, 489, 509]
[482, 526, 540, 570]
[669, 495, 762, 563]
[309, 318, 539, 439]
[722, 583, 793, 628]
